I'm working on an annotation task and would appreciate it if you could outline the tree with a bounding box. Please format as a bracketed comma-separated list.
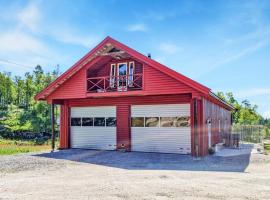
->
[0, 65, 59, 138]
[216, 91, 263, 125]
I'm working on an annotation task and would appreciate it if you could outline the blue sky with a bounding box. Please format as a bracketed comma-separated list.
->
[0, 0, 270, 118]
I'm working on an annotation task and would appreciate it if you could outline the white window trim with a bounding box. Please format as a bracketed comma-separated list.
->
[128, 61, 135, 87]
[110, 64, 116, 88]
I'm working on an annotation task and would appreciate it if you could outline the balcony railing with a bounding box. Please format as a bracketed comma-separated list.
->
[87, 74, 143, 93]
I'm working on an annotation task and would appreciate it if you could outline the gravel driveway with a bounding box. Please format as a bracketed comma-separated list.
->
[0, 149, 270, 200]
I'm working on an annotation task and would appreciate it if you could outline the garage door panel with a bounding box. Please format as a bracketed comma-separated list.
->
[131, 104, 190, 117]
[70, 106, 116, 150]
[71, 106, 116, 117]
[131, 104, 191, 154]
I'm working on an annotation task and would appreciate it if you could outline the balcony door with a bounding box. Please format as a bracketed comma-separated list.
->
[117, 63, 127, 91]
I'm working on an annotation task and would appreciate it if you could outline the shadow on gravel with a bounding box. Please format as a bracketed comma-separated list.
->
[35, 149, 251, 172]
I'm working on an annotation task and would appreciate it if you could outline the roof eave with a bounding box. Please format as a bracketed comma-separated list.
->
[209, 91, 235, 111]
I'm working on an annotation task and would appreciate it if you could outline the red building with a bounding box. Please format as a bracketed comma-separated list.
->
[35, 36, 234, 156]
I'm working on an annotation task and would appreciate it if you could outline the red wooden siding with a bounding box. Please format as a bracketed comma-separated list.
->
[116, 104, 131, 150]
[59, 94, 192, 151]
[144, 64, 197, 94]
[60, 102, 70, 149]
[202, 98, 232, 147]
[47, 57, 197, 102]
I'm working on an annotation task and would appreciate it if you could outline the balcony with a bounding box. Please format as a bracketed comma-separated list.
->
[87, 74, 143, 93]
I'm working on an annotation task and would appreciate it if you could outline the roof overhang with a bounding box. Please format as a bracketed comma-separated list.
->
[209, 92, 235, 111]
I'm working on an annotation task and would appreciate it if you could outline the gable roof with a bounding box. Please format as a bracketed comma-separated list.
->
[35, 36, 210, 100]
[34, 36, 234, 110]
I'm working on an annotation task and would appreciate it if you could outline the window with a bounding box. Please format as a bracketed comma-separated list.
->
[110, 64, 116, 88]
[131, 117, 144, 127]
[160, 117, 175, 127]
[160, 116, 191, 127]
[106, 117, 116, 127]
[145, 117, 159, 127]
[94, 117, 105, 126]
[117, 63, 127, 87]
[71, 118, 81, 126]
[218, 119, 221, 133]
[174, 117, 190, 127]
[128, 62, 135, 87]
[82, 118, 93, 126]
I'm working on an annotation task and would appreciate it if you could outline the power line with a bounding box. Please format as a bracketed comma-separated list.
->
[0, 58, 33, 69]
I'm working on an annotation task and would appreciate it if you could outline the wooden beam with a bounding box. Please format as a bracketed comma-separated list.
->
[51, 104, 55, 152]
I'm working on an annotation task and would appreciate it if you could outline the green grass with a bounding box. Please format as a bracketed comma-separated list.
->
[264, 142, 270, 155]
[0, 139, 51, 155]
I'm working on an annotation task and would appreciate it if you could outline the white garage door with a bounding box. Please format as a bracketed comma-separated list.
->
[131, 104, 191, 154]
[70, 106, 116, 150]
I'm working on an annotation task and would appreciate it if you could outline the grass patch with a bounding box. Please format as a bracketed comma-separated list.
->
[0, 139, 52, 155]
[264, 142, 270, 155]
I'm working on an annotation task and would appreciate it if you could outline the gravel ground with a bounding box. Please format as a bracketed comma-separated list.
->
[0, 149, 270, 200]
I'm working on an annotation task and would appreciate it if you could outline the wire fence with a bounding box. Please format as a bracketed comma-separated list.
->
[232, 124, 265, 144]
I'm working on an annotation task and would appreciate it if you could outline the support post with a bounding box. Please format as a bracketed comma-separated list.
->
[51, 104, 55, 152]
[194, 99, 199, 157]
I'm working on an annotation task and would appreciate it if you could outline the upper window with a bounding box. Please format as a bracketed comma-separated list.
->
[128, 62, 135, 87]
[71, 118, 81, 126]
[117, 63, 128, 88]
[110, 64, 116, 88]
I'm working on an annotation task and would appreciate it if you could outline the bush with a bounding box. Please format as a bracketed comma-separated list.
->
[208, 147, 215, 155]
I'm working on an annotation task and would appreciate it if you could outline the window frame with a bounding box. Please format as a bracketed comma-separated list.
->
[110, 64, 116, 88]
[117, 62, 128, 87]
[128, 61, 135, 87]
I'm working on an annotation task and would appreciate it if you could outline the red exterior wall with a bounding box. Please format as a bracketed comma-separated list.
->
[60, 101, 70, 149]
[47, 59, 197, 101]
[144, 64, 197, 94]
[59, 94, 192, 151]
[48, 56, 232, 157]
[116, 104, 131, 150]
[202, 98, 232, 148]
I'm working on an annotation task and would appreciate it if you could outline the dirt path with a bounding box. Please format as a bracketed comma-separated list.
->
[0, 150, 270, 200]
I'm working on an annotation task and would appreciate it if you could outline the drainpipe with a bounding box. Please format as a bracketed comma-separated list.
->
[51, 103, 55, 152]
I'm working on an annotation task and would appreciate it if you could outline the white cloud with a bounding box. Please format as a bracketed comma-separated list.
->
[158, 42, 180, 54]
[234, 88, 270, 98]
[0, 1, 101, 76]
[0, 30, 46, 53]
[48, 27, 100, 48]
[15, 1, 100, 48]
[126, 23, 148, 32]
[0, 30, 60, 73]
[17, 1, 41, 32]
[263, 111, 270, 119]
